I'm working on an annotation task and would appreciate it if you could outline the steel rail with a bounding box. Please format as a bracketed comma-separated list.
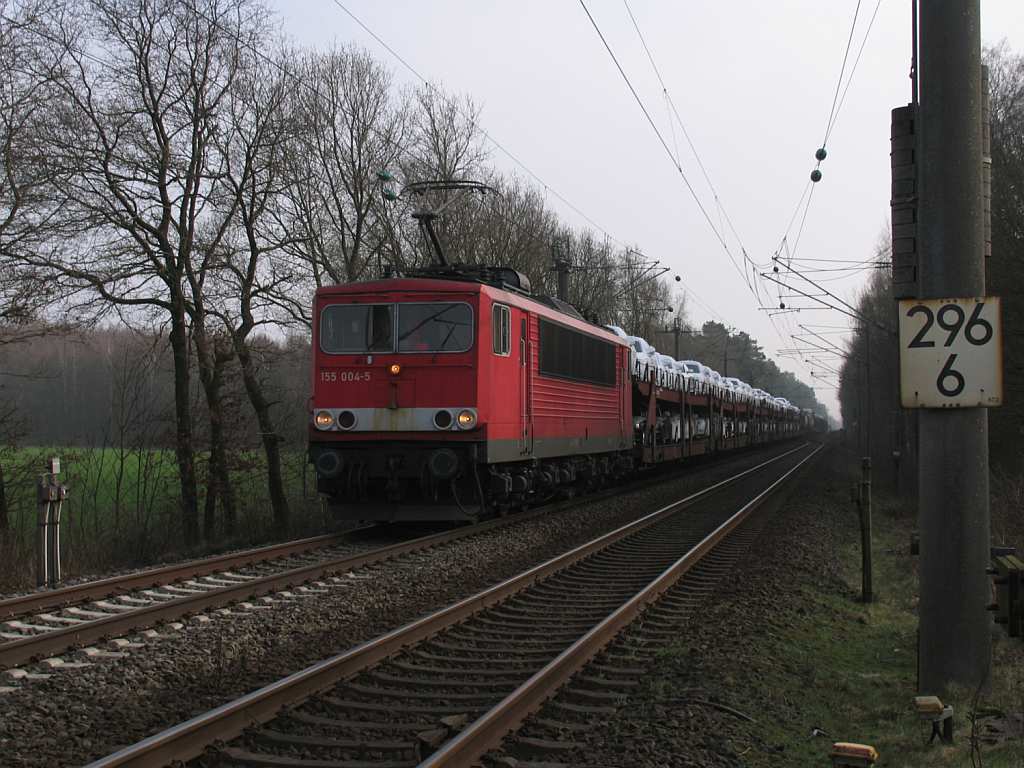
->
[0, 531, 357, 620]
[1, 441, 804, 669]
[81, 442, 811, 768]
[421, 442, 824, 767]
[2, 440, 800, 623]
[0, 503, 560, 670]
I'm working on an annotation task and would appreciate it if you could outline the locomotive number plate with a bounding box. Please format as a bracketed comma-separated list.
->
[898, 296, 1002, 408]
[320, 370, 372, 383]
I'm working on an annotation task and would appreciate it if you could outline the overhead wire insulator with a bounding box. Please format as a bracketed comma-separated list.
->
[815, 147, 828, 161]
[810, 169, 823, 183]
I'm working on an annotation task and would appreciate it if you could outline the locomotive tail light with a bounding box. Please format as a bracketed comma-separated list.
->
[389, 363, 401, 376]
[456, 409, 477, 429]
[314, 410, 335, 430]
[433, 409, 454, 430]
[338, 410, 357, 430]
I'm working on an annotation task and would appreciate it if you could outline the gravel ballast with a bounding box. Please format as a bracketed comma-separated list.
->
[0, 444, 801, 767]
[559, 444, 853, 766]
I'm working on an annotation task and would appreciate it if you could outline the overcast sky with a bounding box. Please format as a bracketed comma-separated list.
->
[270, 1, 1023, 418]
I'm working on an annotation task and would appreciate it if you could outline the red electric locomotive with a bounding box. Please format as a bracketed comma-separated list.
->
[309, 265, 634, 521]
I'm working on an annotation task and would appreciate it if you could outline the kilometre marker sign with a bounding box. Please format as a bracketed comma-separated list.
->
[899, 296, 1002, 408]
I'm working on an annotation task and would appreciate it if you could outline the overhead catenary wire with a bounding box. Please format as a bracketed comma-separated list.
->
[325, 0, 753, 341]
[759, 273, 863, 323]
[786, 256, 888, 264]
[179, 0, 664, 285]
[764, 0, 882, 274]
[825, 0, 886, 147]
[821, 0, 863, 149]
[325, 0, 765, 352]
[328, 0, 627, 250]
[771, 254, 868, 321]
[336, 0, 825, 402]
[621, 0, 758, 299]
[240, 1, 826, 401]
[577, 0, 754, 296]
[750, 0, 886, 392]
[583, 1, 822, 399]
[799, 324, 857, 332]
[331, 0, 765, 348]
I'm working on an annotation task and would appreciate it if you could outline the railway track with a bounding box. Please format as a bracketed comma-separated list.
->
[84, 441, 821, 768]
[0, 530, 381, 670]
[0, 443, 804, 673]
[0, 515, 539, 671]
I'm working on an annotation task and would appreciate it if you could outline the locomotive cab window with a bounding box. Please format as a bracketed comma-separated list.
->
[320, 304, 394, 354]
[492, 304, 511, 356]
[397, 302, 473, 353]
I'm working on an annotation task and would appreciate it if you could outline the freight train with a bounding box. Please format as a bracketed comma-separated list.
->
[309, 264, 814, 521]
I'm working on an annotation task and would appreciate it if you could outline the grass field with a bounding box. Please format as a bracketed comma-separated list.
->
[0, 445, 322, 588]
[645, 453, 1024, 767]
[749, 482, 1023, 765]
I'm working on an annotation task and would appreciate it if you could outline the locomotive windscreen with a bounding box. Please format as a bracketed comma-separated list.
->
[397, 303, 473, 352]
[538, 319, 616, 387]
[320, 302, 473, 354]
[320, 304, 394, 353]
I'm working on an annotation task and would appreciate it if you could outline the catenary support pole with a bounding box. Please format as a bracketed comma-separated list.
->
[917, 0, 991, 692]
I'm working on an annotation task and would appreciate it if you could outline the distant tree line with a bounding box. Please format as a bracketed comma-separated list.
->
[652, 319, 827, 415]
[0, 0, 823, 556]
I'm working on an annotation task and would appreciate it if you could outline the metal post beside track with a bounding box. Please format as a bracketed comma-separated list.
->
[35, 457, 68, 589]
[860, 456, 873, 603]
[35, 477, 49, 588]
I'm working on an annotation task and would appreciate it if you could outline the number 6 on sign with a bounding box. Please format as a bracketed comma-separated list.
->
[898, 296, 1002, 408]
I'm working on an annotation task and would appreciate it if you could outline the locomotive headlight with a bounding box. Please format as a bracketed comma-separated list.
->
[456, 409, 477, 429]
[389, 363, 401, 376]
[315, 410, 335, 429]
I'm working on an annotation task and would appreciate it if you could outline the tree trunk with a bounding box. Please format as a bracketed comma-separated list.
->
[203, 450, 219, 542]
[169, 302, 200, 546]
[233, 337, 290, 536]
[194, 325, 237, 540]
[0, 461, 8, 532]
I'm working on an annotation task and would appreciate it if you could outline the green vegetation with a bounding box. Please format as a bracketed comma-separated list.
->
[0, 445, 322, 589]
[748, 494, 1024, 766]
[641, 457, 1023, 767]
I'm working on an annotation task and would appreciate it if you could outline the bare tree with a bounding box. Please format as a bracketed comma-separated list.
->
[986, 44, 1024, 470]
[211, 48, 301, 535]
[611, 247, 674, 339]
[0, 0, 73, 534]
[406, 84, 487, 182]
[24, 0, 267, 545]
[399, 84, 491, 267]
[474, 175, 557, 285]
[561, 229, 620, 322]
[0, 0, 72, 342]
[282, 46, 408, 287]
[0, 385, 26, 533]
